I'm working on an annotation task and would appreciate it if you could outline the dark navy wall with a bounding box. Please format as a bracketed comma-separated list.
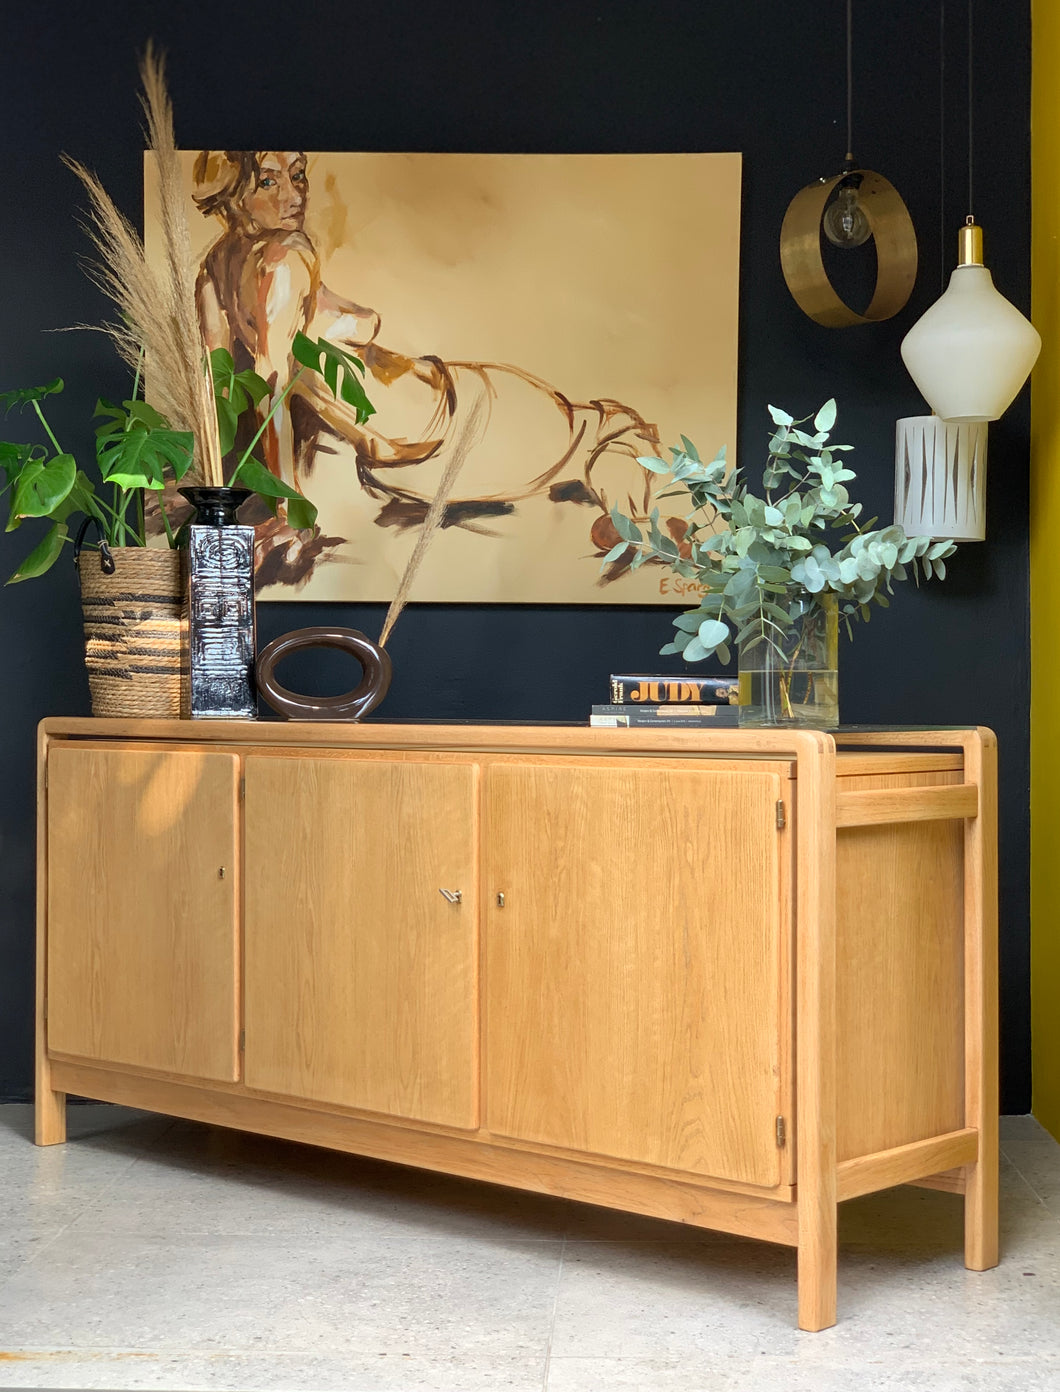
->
[0, 0, 1032, 1106]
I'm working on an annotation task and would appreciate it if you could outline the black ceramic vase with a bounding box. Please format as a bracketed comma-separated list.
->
[178, 485, 256, 720]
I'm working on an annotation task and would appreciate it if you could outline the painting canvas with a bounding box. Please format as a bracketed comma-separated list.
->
[146, 151, 742, 604]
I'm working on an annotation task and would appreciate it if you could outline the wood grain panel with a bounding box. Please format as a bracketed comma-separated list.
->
[963, 730, 999, 1270]
[244, 756, 479, 1129]
[36, 715, 877, 760]
[50, 1059, 801, 1246]
[46, 746, 240, 1080]
[485, 761, 788, 1188]
[836, 783, 978, 827]
[836, 771, 965, 1163]
[793, 731, 838, 1333]
[36, 731, 65, 1144]
[837, 1128, 978, 1201]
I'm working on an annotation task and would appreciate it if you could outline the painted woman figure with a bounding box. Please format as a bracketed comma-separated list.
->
[192, 150, 665, 589]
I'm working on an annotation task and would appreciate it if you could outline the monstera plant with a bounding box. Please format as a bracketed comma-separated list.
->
[0, 331, 371, 582]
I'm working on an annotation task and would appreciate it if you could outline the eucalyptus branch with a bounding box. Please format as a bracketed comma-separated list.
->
[605, 399, 958, 669]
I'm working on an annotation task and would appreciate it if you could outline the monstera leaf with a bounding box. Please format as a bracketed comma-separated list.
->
[292, 332, 375, 424]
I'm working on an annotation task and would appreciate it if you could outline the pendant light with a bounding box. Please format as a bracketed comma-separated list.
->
[780, 0, 917, 328]
[900, 0, 1040, 423]
[895, 0, 1038, 541]
[894, 414, 988, 542]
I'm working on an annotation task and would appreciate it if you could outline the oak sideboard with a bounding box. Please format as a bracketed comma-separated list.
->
[35, 718, 998, 1331]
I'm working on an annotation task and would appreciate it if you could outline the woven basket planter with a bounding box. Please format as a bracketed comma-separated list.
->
[77, 547, 186, 718]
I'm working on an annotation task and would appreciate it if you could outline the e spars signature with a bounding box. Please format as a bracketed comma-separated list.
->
[658, 576, 707, 597]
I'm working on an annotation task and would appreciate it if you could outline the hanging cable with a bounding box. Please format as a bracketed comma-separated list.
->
[940, 0, 947, 289]
[845, 0, 854, 163]
[967, 0, 974, 220]
[823, 0, 871, 247]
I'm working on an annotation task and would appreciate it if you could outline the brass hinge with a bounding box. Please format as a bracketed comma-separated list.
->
[239, 1029, 245, 1052]
[776, 1115, 786, 1148]
[239, 776, 246, 801]
[775, 799, 786, 831]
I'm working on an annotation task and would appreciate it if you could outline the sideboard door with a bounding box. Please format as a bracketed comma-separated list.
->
[485, 761, 790, 1188]
[244, 755, 479, 1129]
[46, 745, 241, 1081]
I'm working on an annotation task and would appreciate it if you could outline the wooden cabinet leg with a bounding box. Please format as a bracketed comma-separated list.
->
[795, 732, 838, 1332]
[965, 1131, 999, 1270]
[962, 730, 998, 1272]
[36, 727, 65, 1146]
[35, 1068, 66, 1147]
[797, 1198, 837, 1331]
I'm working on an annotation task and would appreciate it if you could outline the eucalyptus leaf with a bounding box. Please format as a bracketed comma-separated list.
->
[595, 398, 956, 680]
[698, 618, 729, 648]
[674, 611, 705, 633]
[814, 399, 837, 433]
[600, 541, 629, 564]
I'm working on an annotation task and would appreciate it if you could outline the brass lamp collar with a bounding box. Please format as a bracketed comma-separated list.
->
[958, 218, 984, 267]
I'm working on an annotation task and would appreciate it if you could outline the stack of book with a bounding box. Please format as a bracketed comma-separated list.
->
[590, 674, 741, 727]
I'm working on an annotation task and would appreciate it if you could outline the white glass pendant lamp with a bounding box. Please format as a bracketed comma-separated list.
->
[894, 414, 988, 541]
[900, 220, 1041, 422]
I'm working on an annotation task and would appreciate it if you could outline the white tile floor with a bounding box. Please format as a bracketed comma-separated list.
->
[0, 1106, 1057, 1390]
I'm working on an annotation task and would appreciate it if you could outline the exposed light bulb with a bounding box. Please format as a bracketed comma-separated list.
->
[822, 183, 871, 248]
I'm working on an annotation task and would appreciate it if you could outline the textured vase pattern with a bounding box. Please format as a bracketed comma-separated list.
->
[183, 525, 256, 719]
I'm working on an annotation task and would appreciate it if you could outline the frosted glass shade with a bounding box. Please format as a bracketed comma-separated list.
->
[894, 416, 988, 542]
[900, 265, 1041, 423]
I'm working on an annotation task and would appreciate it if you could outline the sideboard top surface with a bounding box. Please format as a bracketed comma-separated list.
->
[39, 717, 981, 780]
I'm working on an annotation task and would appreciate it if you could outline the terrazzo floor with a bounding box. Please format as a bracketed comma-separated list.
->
[0, 1104, 1056, 1390]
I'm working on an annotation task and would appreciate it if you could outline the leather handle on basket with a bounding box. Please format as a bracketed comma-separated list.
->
[72, 516, 116, 575]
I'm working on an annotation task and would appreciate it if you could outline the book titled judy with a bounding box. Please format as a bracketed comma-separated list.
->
[609, 674, 740, 705]
[590, 703, 740, 728]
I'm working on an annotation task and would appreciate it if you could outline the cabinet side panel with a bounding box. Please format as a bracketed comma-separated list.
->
[836, 772, 965, 1162]
[485, 762, 787, 1188]
[46, 746, 240, 1081]
[244, 756, 479, 1130]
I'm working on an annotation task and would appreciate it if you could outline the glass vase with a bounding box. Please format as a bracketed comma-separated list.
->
[738, 594, 838, 729]
[178, 485, 256, 720]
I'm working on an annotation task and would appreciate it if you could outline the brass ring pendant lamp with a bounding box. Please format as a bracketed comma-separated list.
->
[780, 169, 918, 327]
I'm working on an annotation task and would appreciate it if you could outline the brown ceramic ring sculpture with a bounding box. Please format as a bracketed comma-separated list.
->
[779, 169, 918, 327]
[255, 627, 393, 721]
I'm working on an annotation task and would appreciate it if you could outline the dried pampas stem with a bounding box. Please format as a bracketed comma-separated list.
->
[65, 43, 223, 485]
[377, 386, 489, 649]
